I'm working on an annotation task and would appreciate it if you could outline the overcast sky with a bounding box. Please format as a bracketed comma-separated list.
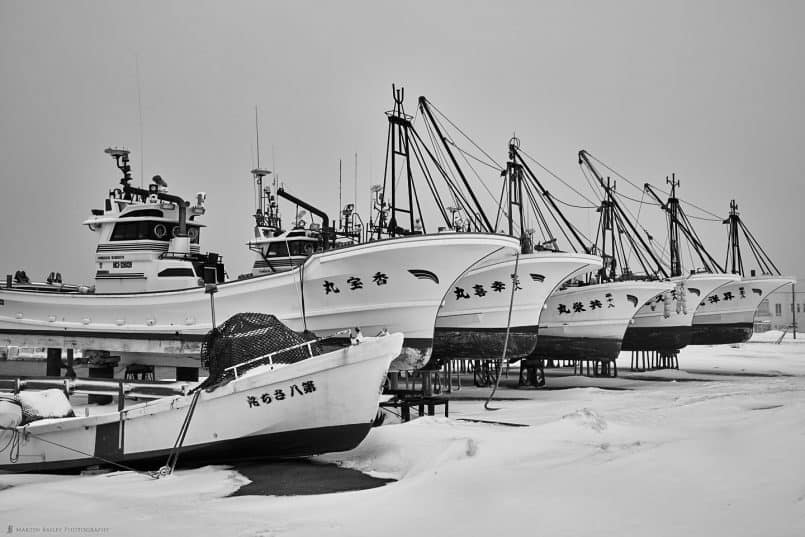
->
[1, 0, 803, 283]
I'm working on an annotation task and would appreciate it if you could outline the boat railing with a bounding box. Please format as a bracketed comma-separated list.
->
[0, 377, 192, 404]
[225, 340, 316, 379]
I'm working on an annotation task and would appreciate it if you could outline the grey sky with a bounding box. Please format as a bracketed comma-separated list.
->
[1, 0, 803, 282]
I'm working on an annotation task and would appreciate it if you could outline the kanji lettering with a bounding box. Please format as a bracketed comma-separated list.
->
[373, 272, 389, 285]
[454, 286, 470, 300]
[473, 284, 487, 297]
[289, 384, 304, 397]
[347, 276, 363, 290]
[302, 380, 316, 393]
[323, 280, 340, 294]
[557, 304, 570, 315]
[573, 301, 586, 313]
[491, 280, 506, 293]
[589, 299, 603, 310]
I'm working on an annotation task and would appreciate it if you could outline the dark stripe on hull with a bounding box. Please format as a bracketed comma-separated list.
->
[0, 423, 372, 474]
[529, 335, 623, 362]
[428, 326, 539, 367]
[690, 322, 753, 345]
[621, 325, 692, 352]
[0, 327, 205, 342]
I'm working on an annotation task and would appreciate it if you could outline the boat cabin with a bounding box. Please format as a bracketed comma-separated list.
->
[80, 148, 226, 293]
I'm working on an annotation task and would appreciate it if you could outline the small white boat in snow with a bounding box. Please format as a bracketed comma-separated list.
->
[0, 314, 403, 473]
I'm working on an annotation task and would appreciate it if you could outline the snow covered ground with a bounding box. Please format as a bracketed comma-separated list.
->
[2, 338, 804, 536]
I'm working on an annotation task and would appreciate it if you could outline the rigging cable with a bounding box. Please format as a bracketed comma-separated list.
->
[517, 146, 600, 207]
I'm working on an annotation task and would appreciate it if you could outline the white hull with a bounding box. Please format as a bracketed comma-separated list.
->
[621, 273, 741, 351]
[0, 333, 403, 472]
[535, 281, 673, 361]
[430, 251, 602, 362]
[0, 234, 519, 370]
[690, 276, 795, 344]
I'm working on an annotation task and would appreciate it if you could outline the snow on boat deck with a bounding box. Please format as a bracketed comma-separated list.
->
[1, 337, 804, 536]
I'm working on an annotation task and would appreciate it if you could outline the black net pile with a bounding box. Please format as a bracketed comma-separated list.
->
[199, 313, 321, 389]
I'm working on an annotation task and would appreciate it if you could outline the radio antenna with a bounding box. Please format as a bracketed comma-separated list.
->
[255, 106, 261, 169]
[136, 55, 145, 188]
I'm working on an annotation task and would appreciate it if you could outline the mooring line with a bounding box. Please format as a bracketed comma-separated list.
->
[485, 252, 520, 411]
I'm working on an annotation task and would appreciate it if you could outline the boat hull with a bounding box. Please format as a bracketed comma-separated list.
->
[621, 274, 741, 352]
[430, 252, 601, 366]
[0, 334, 403, 473]
[690, 276, 795, 345]
[533, 281, 673, 362]
[0, 234, 518, 371]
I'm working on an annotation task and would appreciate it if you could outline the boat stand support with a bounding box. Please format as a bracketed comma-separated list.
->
[629, 350, 679, 371]
[572, 359, 618, 378]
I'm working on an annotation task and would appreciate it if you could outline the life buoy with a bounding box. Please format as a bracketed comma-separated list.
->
[172, 225, 181, 238]
[188, 227, 199, 242]
[153, 223, 167, 239]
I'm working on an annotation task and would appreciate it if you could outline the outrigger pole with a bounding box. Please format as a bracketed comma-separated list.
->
[578, 150, 669, 278]
[418, 97, 493, 232]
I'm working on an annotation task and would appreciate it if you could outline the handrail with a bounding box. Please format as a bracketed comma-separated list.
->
[225, 340, 315, 378]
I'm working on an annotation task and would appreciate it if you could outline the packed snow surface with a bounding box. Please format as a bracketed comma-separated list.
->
[1, 338, 804, 536]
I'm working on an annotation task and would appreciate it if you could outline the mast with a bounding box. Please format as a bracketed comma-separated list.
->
[666, 174, 682, 277]
[504, 137, 525, 239]
[724, 199, 743, 275]
[513, 148, 590, 253]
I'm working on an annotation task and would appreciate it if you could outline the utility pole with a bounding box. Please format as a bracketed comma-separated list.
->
[793, 283, 797, 339]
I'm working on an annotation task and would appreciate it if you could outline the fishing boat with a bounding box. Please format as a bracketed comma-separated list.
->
[690, 200, 795, 345]
[620, 272, 739, 351]
[375, 94, 603, 365]
[0, 314, 404, 473]
[494, 143, 673, 363]
[432, 251, 601, 362]
[0, 148, 519, 371]
[577, 152, 741, 353]
[536, 280, 673, 361]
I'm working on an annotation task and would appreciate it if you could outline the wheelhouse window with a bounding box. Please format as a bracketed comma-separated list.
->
[288, 240, 317, 256]
[110, 221, 201, 243]
[266, 242, 290, 257]
[111, 221, 157, 241]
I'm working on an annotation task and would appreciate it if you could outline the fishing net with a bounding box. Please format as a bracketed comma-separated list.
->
[199, 313, 321, 390]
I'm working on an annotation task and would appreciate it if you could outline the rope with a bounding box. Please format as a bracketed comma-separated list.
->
[0, 425, 21, 463]
[159, 389, 202, 476]
[0, 424, 155, 477]
[485, 252, 520, 411]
